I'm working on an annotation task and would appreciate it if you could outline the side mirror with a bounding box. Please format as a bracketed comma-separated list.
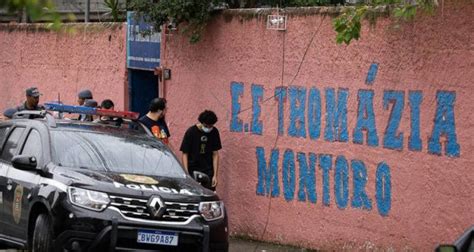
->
[435, 245, 458, 252]
[193, 171, 211, 188]
[12, 155, 37, 171]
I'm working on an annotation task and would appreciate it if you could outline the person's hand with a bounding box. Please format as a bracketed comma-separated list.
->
[212, 176, 218, 187]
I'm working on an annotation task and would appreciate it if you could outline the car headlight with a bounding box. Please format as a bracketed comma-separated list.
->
[68, 187, 110, 211]
[199, 201, 224, 221]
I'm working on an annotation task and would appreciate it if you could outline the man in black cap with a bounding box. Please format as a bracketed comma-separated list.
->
[80, 99, 98, 121]
[77, 89, 93, 106]
[3, 87, 46, 119]
[77, 89, 93, 121]
[17, 87, 45, 112]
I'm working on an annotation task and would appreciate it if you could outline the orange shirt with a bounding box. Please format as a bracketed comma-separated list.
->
[151, 125, 169, 144]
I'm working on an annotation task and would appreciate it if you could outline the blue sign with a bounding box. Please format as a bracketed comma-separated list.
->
[127, 12, 161, 70]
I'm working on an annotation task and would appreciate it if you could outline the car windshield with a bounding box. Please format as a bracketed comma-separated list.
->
[50, 127, 186, 178]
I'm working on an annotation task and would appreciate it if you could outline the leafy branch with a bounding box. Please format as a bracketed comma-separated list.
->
[129, 0, 223, 43]
[104, 0, 123, 22]
[2, 0, 438, 45]
[333, 0, 437, 45]
[0, 0, 63, 30]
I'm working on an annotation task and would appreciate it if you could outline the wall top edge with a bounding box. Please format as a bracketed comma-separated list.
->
[221, 5, 390, 16]
[0, 22, 124, 32]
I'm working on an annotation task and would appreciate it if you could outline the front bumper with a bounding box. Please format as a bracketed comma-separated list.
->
[53, 206, 228, 252]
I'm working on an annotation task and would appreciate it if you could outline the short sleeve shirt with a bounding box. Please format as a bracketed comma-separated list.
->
[139, 116, 170, 144]
[179, 125, 222, 177]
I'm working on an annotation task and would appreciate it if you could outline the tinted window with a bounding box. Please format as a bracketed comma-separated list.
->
[50, 130, 186, 178]
[0, 126, 10, 150]
[21, 130, 43, 165]
[1, 127, 25, 162]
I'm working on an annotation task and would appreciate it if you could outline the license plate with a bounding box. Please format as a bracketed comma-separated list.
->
[137, 230, 179, 246]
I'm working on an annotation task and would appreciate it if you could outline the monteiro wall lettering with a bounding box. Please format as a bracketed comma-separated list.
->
[229, 82, 460, 217]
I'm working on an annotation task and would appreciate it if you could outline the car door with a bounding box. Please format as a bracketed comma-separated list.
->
[0, 126, 26, 244]
[4, 127, 44, 241]
[0, 125, 11, 238]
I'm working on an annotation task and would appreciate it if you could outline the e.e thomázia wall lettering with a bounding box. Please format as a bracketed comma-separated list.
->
[229, 81, 460, 217]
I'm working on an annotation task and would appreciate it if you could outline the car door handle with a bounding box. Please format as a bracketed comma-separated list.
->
[6, 179, 12, 191]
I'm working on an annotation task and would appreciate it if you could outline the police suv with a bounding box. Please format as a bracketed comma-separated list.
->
[0, 104, 228, 252]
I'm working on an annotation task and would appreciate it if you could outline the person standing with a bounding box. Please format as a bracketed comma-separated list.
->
[138, 98, 170, 144]
[4, 87, 45, 119]
[100, 99, 115, 110]
[81, 99, 98, 122]
[77, 89, 93, 121]
[77, 89, 93, 106]
[95, 99, 123, 126]
[180, 110, 222, 191]
[16, 87, 45, 112]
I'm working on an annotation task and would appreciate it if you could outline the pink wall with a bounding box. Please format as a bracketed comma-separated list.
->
[163, 2, 473, 251]
[0, 23, 127, 112]
[0, 3, 471, 250]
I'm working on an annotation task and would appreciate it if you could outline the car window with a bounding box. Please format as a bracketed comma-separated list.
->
[50, 130, 186, 178]
[1, 127, 25, 162]
[0, 126, 11, 151]
[21, 129, 43, 166]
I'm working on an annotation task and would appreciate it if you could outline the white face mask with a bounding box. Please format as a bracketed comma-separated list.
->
[202, 126, 212, 133]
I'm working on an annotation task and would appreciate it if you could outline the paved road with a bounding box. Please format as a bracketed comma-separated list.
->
[0, 238, 314, 252]
[230, 238, 316, 252]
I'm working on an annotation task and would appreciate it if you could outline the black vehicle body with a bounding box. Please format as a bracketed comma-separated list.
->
[0, 113, 228, 252]
[436, 226, 474, 252]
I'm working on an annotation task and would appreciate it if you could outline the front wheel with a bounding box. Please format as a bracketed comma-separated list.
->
[31, 214, 53, 252]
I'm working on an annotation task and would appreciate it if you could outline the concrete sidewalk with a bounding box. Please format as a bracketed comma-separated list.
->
[230, 237, 316, 252]
[0, 238, 315, 252]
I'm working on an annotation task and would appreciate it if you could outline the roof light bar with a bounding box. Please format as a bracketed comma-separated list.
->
[45, 103, 96, 115]
[96, 109, 140, 120]
[44, 103, 140, 120]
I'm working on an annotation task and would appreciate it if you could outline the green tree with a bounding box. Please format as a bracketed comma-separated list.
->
[0, 0, 62, 29]
[128, 0, 223, 43]
[333, 0, 437, 45]
[128, 0, 436, 44]
[1, 0, 437, 44]
[104, 0, 123, 22]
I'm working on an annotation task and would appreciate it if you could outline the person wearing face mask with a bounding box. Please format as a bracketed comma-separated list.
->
[180, 110, 222, 191]
[139, 98, 170, 144]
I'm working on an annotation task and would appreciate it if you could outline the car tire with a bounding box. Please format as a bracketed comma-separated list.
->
[31, 214, 53, 252]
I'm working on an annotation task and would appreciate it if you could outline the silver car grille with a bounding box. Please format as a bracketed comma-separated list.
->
[109, 195, 200, 222]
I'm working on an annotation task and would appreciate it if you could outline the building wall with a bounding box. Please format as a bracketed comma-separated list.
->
[0, 23, 127, 112]
[162, 2, 473, 250]
[0, 2, 471, 250]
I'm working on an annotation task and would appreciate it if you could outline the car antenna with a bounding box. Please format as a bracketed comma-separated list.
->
[57, 92, 63, 119]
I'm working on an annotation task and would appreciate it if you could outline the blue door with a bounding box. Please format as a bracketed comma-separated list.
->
[129, 69, 159, 117]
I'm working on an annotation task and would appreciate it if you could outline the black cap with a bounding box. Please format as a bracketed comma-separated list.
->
[78, 89, 93, 99]
[26, 87, 42, 97]
[84, 99, 98, 108]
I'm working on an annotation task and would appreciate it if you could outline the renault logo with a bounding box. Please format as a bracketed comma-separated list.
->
[148, 196, 165, 218]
